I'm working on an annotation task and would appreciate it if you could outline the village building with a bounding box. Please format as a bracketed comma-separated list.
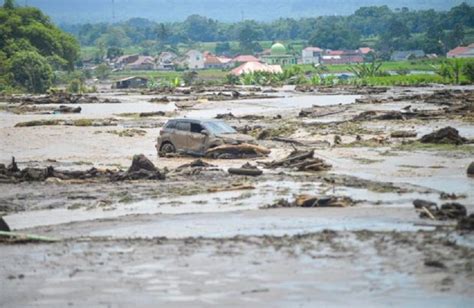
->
[113, 54, 139, 69]
[157, 51, 178, 70]
[125, 55, 155, 70]
[230, 61, 282, 76]
[302, 47, 323, 64]
[114, 76, 148, 89]
[390, 50, 425, 61]
[185, 50, 205, 69]
[232, 55, 260, 65]
[261, 43, 297, 66]
[447, 44, 474, 58]
[320, 50, 364, 65]
[204, 53, 233, 69]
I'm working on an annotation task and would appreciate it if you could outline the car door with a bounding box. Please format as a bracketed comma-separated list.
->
[173, 121, 191, 151]
[187, 122, 208, 154]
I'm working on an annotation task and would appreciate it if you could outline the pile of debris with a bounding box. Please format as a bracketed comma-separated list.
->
[0, 155, 164, 183]
[3, 93, 121, 105]
[264, 195, 353, 209]
[172, 159, 220, 176]
[53, 105, 81, 114]
[298, 105, 347, 118]
[413, 199, 473, 231]
[205, 143, 270, 159]
[419, 126, 468, 145]
[423, 89, 474, 106]
[263, 149, 331, 172]
[215, 113, 265, 120]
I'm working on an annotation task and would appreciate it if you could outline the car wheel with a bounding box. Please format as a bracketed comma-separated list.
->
[159, 142, 176, 157]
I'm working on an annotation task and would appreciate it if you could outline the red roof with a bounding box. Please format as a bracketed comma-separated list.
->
[233, 55, 259, 63]
[327, 50, 345, 56]
[304, 47, 323, 52]
[358, 47, 374, 54]
[204, 54, 222, 65]
[447, 47, 470, 56]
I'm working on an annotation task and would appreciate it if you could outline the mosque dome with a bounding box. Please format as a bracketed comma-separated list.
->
[271, 42, 286, 55]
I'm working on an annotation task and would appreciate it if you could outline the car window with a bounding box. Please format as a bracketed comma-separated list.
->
[190, 123, 204, 133]
[165, 121, 176, 129]
[175, 122, 190, 131]
[204, 121, 237, 134]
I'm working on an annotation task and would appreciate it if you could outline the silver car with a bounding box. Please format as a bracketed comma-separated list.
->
[156, 118, 256, 157]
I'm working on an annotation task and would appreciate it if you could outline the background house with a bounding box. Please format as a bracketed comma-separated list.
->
[115, 76, 148, 89]
[447, 44, 474, 58]
[157, 51, 178, 70]
[390, 50, 425, 61]
[125, 56, 155, 70]
[185, 50, 204, 69]
[302, 47, 323, 64]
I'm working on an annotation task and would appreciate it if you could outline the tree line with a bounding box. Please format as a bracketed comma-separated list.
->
[62, 3, 474, 57]
[0, 0, 80, 93]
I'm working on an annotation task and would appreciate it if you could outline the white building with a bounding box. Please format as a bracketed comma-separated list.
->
[185, 50, 205, 69]
[302, 47, 323, 64]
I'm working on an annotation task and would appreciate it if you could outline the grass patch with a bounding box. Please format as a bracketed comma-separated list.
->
[73, 119, 94, 126]
[15, 119, 61, 127]
[394, 141, 474, 154]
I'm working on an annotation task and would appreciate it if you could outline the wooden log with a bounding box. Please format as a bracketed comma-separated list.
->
[228, 168, 263, 176]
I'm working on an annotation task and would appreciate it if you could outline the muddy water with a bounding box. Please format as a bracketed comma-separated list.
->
[186, 94, 359, 118]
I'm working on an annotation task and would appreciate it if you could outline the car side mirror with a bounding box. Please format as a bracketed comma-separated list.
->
[201, 129, 209, 136]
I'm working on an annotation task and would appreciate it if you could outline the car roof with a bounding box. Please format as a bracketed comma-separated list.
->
[168, 118, 223, 124]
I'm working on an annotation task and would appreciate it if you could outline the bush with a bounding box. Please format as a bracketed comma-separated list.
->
[463, 62, 474, 83]
[9, 51, 53, 93]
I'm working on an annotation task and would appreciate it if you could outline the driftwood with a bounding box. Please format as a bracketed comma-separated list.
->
[263, 149, 331, 172]
[207, 184, 255, 193]
[0, 231, 59, 243]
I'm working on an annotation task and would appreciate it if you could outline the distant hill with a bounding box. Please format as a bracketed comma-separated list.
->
[7, 0, 474, 24]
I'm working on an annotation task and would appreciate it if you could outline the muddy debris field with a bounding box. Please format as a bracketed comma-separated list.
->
[1, 85, 474, 306]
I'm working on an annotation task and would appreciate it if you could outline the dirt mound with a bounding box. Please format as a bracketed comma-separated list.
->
[419, 126, 468, 145]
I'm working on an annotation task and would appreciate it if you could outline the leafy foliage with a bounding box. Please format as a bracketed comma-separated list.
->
[0, 1, 80, 93]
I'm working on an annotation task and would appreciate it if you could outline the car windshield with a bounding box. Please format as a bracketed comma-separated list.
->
[203, 121, 236, 134]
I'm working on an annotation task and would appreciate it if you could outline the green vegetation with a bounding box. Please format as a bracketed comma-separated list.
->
[0, 0, 80, 93]
[65, 3, 473, 60]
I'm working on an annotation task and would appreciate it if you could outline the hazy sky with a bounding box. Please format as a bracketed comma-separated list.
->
[7, 0, 473, 23]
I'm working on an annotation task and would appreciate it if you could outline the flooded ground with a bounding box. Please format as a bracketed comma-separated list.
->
[1, 85, 474, 306]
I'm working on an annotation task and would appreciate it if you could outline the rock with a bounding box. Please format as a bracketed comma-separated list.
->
[139, 111, 165, 117]
[424, 260, 446, 269]
[413, 199, 437, 210]
[54, 105, 81, 114]
[0, 216, 10, 232]
[420, 126, 467, 145]
[128, 154, 157, 173]
[439, 203, 467, 219]
[457, 214, 474, 231]
[467, 162, 474, 177]
[334, 135, 342, 145]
